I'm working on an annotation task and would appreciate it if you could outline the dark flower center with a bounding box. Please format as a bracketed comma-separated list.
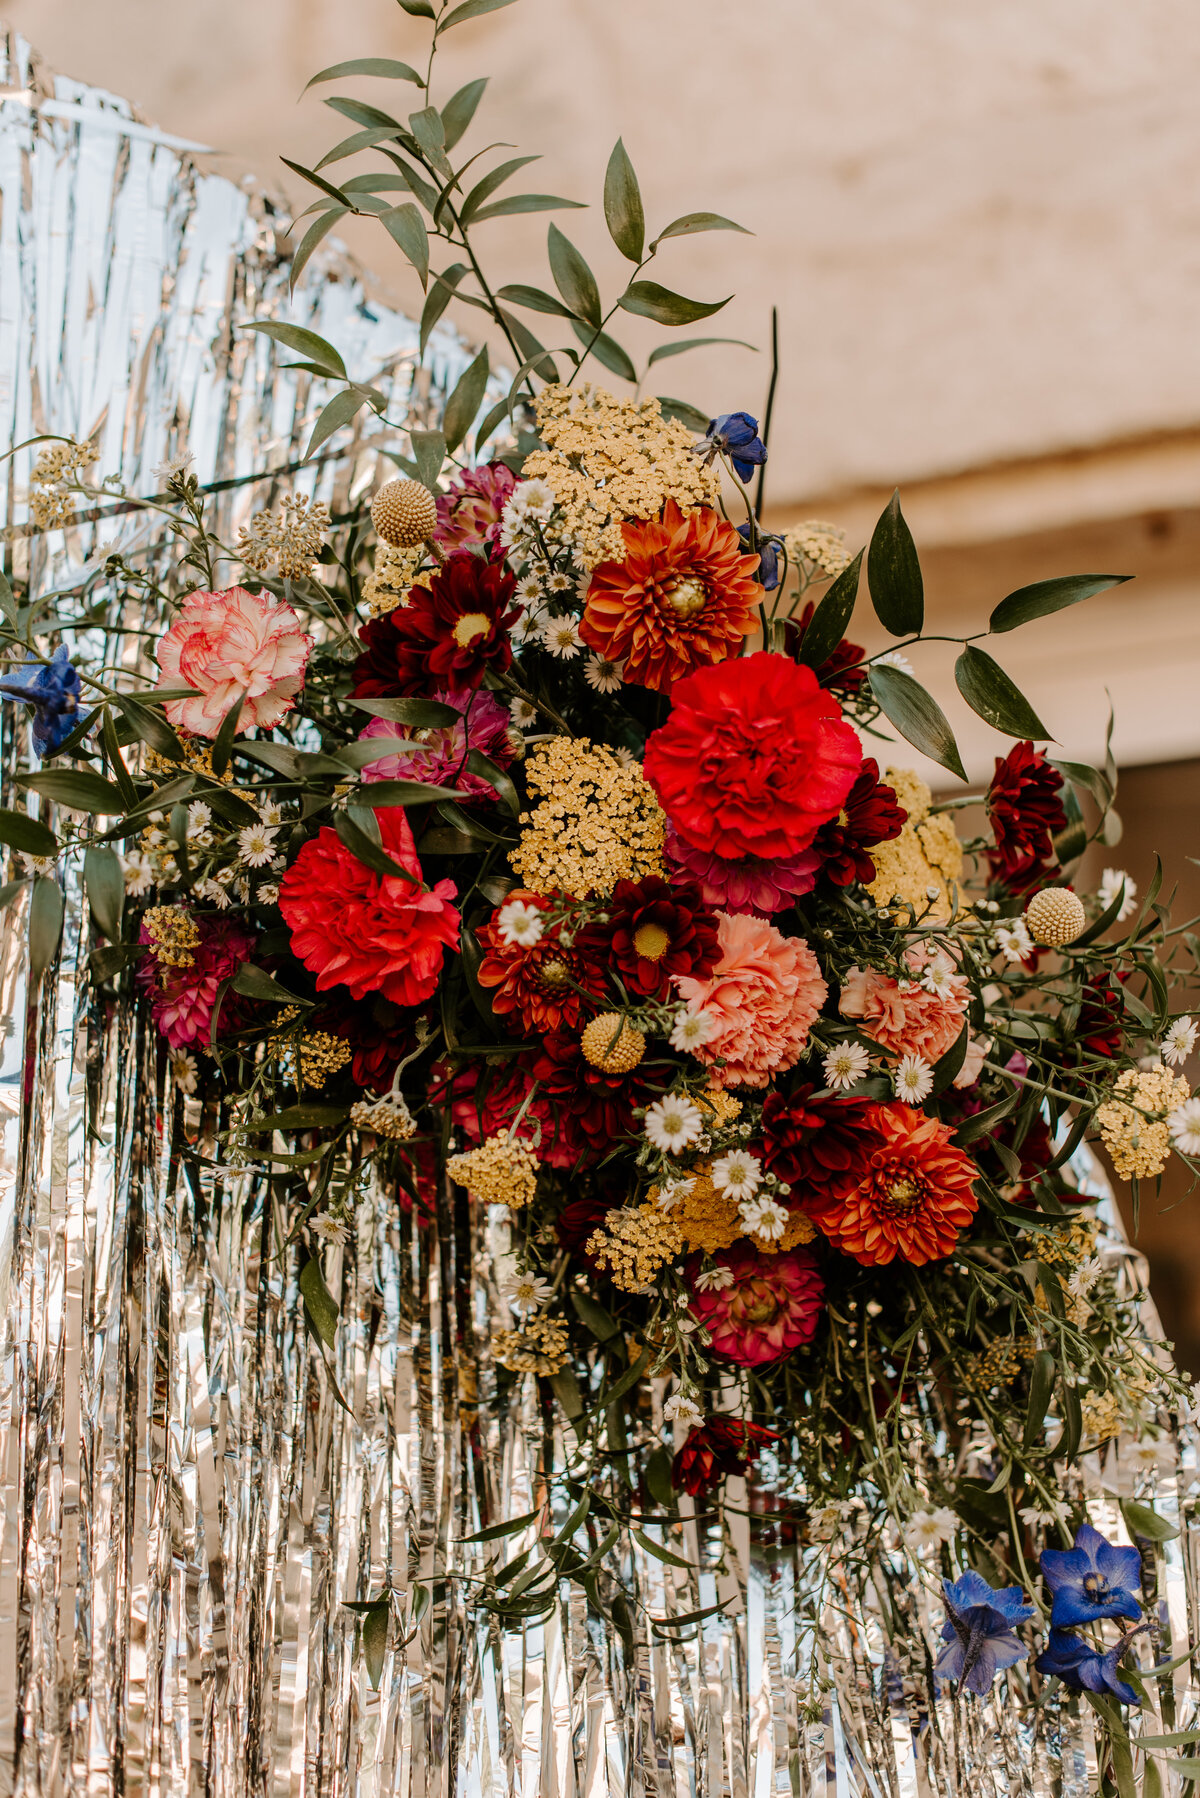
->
[1083, 1572, 1109, 1601]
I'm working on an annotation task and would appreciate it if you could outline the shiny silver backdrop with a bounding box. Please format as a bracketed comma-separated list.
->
[1, 32, 1198, 1795]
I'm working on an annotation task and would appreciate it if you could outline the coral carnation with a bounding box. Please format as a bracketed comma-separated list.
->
[155, 586, 311, 735]
[138, 914, 256, 1051]
[434, 461, 517, 553]
[688, 1242, 824, 1366]
[578, 874, 719, 998]
[358, 687, 514, 799]
[986, 740, 1067, 892]
[674, 911, 827, 1089]
[279, 807, 459, 1006]
[810, 759, 907, 888]
[643, 653, 862, 861]
[804, 1102, 979, 1266]
[664, 824, 819, 915]
[351, 552, 519, 696]
[839, 943, 968, 1065]
[476, 892, 607, 1033]
[580, 499, 762, 692]
[671, 1418, 779, 1497]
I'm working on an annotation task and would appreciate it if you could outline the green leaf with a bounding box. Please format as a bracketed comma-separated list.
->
[464, 748, 519, 815]
[89, 942, 135, 982]
[299, 1257, 340, 1349]
[1060, 1381, 1082, 1461]
[459, 923, 499, 1025]
[442, 346, 490, 455]
[1120, 1497, 1180, 1542]
[795, 549, 862, 671]
[646, 335, 757, 365]
[950, 1092, 1019, 1145]
[397, 0, 436, 14]
[325, 97, 403, 132]
[1052, 782, 1087, 870]
[410, 428, 445, 491]
[247, 1104, 347, 1131]
[459, 156, 541, 226]
[867, 490, 923, 635]
[115, 693, 186, 762]
[471, 193, 585, 223]
[18, 768, 126, 814]
[232, 962, 311, 1006]
[244, 321, 347, 379]
[439, 0, 519, 28]
[649, 211, 751, 251]
[0, 878, 28, 913]
[380, 201, 430, 288]
[603, 138, 644, 262]
[100, 710, 139, 808]
[440, 76, 488, 148]
[210, 689, 247, 779]
[474, 395, 513, 448]
[495, 281, 574, 318]
[464, 1508, 540, 1544]
[335, 736, 418, 772]
[419, 262, 468, 353]
[0, 808, 58, 858]
[930, 1023, 970, 1095]
[304, 58, 423, 90]
[868, 664, 967, 782]
[1048, 757, 1112, 815]
[0, 570, 18, 634]
[348, 695, 461, 728]
[569, 1286, 620, 1343]
[570, 320, 636, 383]
[989, 573, 1131, 635]
[655, 396, 708, 433]
[84, 846, 124, 941]
[650, 1602, 729, 1635]
[362, 1599, 389, 1689]
[1023, 1349, 1056, 1448]
[499, 312, 560, 383]
[955, 646, 1051, 740]
[280, 156, 359, 212]
[406, 105, 451, 174]
[289, 205, 349, 289]
[334, 810, 420, 879]
[619, 281, 731, 327]
[28, 877, 63, 983]
[632, 1528, 693, 1570]
[547, 223, 602, 327]
[316, 125, 406, 171]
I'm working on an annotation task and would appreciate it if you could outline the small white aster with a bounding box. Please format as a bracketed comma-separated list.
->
[655, 1175, 695, 1212]
[694, 1264, 734, 1293]
[711, 1149, 763, 1203]
[669, 1005, 717, 1054]
[1121, 1434, 1173, 1473]
[644, 1094, 704, 1155]
[501, 1271, 554, 1317]
[822, 1042, 870, 1091]
[18, 852, 56, 876]
[995, 919, 1034, 963]
[903, 1507, 957, 1553]
[1017, 1504, 1060, 1529]
[121, 850, 154, 896]
[310, 1214, 350, 1246]
[613, 746, 638, 770]
[1066, 1255, 1103, 1301]
[1168, 1097, 1200, 1157]
[258, 798, 283, 826]
[515, 574, 543, 604]
[510, 477, 555, 520]
[495, 897, 544, 948]
[540, 615, 584, 659]
[257, 881, 280, 905]
[875, 649, 915, 677]
[920, 952, 958, 997]
[740, 1194, 788, 1241]
[663, 1392, 704, 1431]
[893, 1054, 934, 1104]
[169, 1050, 199, 1094]
[238, 823, 279, 867]
[509, 608, 542, 647]
[1098, 868, 1137, 921]
[152, 449, 195, 481]
[1160, 1016, 1198, 1068]
[583, 653, 625, 694]
[546, 570, 573, 593]
[187, 801, 213, 836]
[808, 1501, 847, 1543]
[509, 698, 537, 729]
[202, 877, 233, 910]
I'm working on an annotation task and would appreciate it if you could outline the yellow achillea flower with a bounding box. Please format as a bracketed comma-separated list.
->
[1096, 1066, 1190, 1179]
[866, 768, 963, 918]
[510, 737, 664, 899]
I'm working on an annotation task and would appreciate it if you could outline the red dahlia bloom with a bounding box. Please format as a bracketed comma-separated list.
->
[1076, 972, 1125, 1058]
[803, 1101, 979, 1267]
[351, 552, 520, 696]
[476, 891, 607, 1033]
[781, 598, 868, 699]
[688, 1242, 825, 1366]
[530, 1029, 654, 1165]
[578, 874, 720, 999]
[137, 914, 256, 1051]
[580, 500, 762, 692]
[810, 758, 907, 887]
[279, 807, 459, 1006]
[315, 989, 415, 1092]
[761, 1086, 885, 1189]
[985, 740, 1067, 891]
[643, 652, 863, 862]
[671, 1418, 780, 1497]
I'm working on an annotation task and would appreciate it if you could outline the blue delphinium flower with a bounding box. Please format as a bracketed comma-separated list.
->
[0, 645, 88, 756]
[735, 523, 781, 591]
[934, 1570, 1035, 1695]
[1040, 1522, 1143, 1629]
[701, 412, 767, 483]
[1035, 1624, 1148, 1706]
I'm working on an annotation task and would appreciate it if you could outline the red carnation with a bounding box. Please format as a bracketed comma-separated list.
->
[643, 652, 863, 862]
[781, 598, 868, 699]
[985, 740, 1067, 892]
[810, 758, 906, 887]
[476, 891, 607, 1033]
[761, 1086, 885, 1189]
[351, 552, 520, 696]
[279, 807, 459, 1006]
[671, 1418, 780, 1498]
[578, 874, 720, 999]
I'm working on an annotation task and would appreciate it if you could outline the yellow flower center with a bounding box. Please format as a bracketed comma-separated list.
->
[539, 958, 569, 986]
[452, 611, 491, 648]
[884, 1177, 921, 1214]
[633, 921, 672, 962]
[663, 577, 707, 620]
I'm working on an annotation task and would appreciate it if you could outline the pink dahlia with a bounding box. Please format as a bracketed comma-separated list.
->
[673, 911, 828, 1089]
[689, 1242, 824, 1366]
[358, 688, 515, 800]
[839, 942, 968, 1066]
[155, 586, 311, 736]
[433, 461, 517, 553]
[665, 822, 819, 915]
[137, 913, 256, 1051]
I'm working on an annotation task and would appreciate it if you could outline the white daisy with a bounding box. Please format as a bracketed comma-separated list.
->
[511, 477, 555, 521]
[995, 919, 1034, 963]
[187, 801, 212, 833]
[238, 823, 278, 867]
[655, 1175, 695, 1212]
[515, 574, 543, 605]
[822, 1042, 870, 1091]
[740, 1194, 788, 1241]
[501, 1270, 554, 1317]
[1066, 1256, 1103, 1301]
[202, 877, 232, 909]
[669, 1006, 716, 1054]
[920, 952, 958, 998]
[613, 746, 638, 770]
[257, 881, 280, 905]
[546, 570, 573, 594]
[893, 1054, 934, 1104]
[310, 1213, 350, 1246]
[711, 1149, 763, 1203]
[169, 1050, 199, 1094]
[1160, 1016, 1198, 1068]
[1017, 1504, 1061, 1529]
[875, 649, 915, 677]
[808, 1501, 847, 1543]
[121, 850, 154, 896]
[17, 852, 56, 876]
[1168, 1097, 1200, 1157]
[643, 1094, 704, 1155]
[583, 653, 625, 694]
[663, 1392, 704, 1431]
[496, 897, 544, 948]
[694, 1264, 734, 1293]
[540, 615, 584, 659]
[1099, 868, 1137, 921]
[509, 698, 537, 729]
[509, 608, 542, 648]
[152, 450, 195, 482]
[258, 798, 284, 826]
[902, 1506, 957, 1553]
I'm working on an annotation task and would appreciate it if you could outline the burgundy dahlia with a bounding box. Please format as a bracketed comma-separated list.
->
[761, 1086, 885, 1190]
[671, 1418, 780, 1498]
[351, 552, 520, 696]
[985, 740, 1067, 892]
[578, 874, 720, 999]
[810, 758, 907, 887]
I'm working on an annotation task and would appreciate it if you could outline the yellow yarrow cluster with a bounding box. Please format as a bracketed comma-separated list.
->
[362, 542, 430, 617]
[697, 1089, 743, 1130]
[493, 1314, 570, 1376]
[28, 439, 99, 530]
[270, 1027, 352, 1090]
[866, 768, 963, 918]
[448, 1133, 540, 1208]
[350, 1093, 417, 1139]
[523, 385, 720, 569]
[1096, 1066, 1190, 1179]
[143, 906, 200, 970]
[237, 492, 331, 579]
[661, 1163, 817, 1256]
[510, 737, 665, 898]
[783, 519, 852, 580]
[1035, 1219, 1098, 1269]
[585, 1205, 684, 1292]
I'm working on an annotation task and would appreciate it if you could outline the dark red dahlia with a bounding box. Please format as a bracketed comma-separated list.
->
[761, 1086, 885, 1191]
[578, 875, 720, 999]
[1076, 972, 1125, 1058]
[809, 758, 907, 887]
[671, 1418, 780, 1498]
[530, 1029, 655, 1165]
[985, 740, 1067, 892]
[781, 598, 868, 699]
[476, 892, 607, 1034]
[351, 552, 520, 696]
[315, 990, 415, 1092]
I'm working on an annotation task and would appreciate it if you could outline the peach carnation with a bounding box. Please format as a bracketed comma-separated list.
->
[673, 911, 827, 1089]
[155, 585, 312, 736]
[838, 942, 968, 1066]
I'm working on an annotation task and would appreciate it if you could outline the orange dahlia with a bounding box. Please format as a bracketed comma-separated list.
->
[803, 1102, 979, 1267]
[579, 499, 762, 692]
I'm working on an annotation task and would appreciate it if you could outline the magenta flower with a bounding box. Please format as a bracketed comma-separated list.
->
[433, 461, 517, 553]
[358, 687, 515, 801]
[664, 822, 819, 915]
[138, 914, 256, 1051]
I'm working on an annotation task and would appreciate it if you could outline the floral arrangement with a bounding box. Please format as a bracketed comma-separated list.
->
[3, 1, 1199, 1780]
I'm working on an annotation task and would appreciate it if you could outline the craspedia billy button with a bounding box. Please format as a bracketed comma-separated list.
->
[1025, 886, 1087, 947]
[581, 1012, 646, 1073]
[371, 479, 439, 549]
